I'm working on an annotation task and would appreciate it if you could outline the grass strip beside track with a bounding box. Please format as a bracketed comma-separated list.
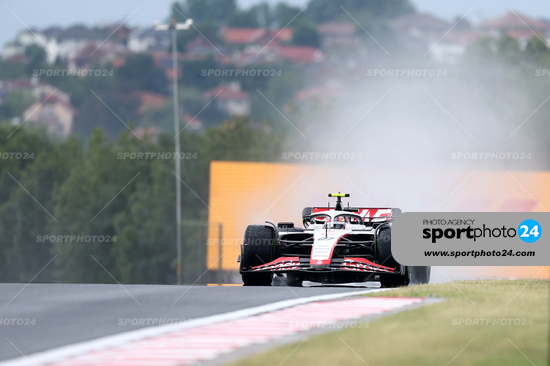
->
[230, 280, 549, 366]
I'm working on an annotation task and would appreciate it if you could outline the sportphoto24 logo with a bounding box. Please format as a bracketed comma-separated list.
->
[420, 219, 540, 258]
[421, 219, 541, 244]
[391, 213, 547, 265]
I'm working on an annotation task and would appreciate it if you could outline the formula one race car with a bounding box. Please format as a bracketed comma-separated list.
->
[238, 193, 430, 287]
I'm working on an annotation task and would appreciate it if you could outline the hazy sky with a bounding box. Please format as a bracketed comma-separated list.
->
[2, 0, 550, 52]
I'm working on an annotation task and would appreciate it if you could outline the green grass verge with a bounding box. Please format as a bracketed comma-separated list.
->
[230, 280, 549, 366]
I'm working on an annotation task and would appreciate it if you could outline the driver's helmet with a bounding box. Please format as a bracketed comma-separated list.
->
[320, 216, 331, 228]
[314, 216, 330, 226]
[333, 216, 346, 229]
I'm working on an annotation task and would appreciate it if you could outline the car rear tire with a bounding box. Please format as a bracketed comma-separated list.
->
[410, 266, 431, 285]
[377, 227, 410, 288]
[240, 225, 274, 286]
[376, 227, 399, 269]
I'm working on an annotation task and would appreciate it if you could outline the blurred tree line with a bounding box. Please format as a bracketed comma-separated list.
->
[0, 118, 282, 283]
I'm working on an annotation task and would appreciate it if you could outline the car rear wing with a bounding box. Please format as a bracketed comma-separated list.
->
[308, 207, 402, 222]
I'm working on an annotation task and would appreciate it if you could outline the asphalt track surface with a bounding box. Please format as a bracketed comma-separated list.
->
[0, 283, 380, 362]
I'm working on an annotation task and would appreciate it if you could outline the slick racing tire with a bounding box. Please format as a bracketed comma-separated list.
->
[376, 227, 400, 269]
[377, 227, 410, 288]
[240, 225, 274, 286]
[272, 273, 303, 287]
[285, 273, 304, 287]
[380, 266, 411, 288]
[410, 266, 431, 285]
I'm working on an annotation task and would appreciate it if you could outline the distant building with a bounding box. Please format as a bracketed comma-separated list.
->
[391, 12, 488, 63]
[318, 22, 357, 49]
[22, 90, 76, 137]
[135, 91, 167, 115]
[221, 27, 293, 46]
[100, 23, 132, 44]
[182, 112, 203, 131]
[134, 126, 160, 141]
[230, 46, 277, 66]
[276, 46, 324, 65]
[430, 11, 550, 62]
[231, 44, 323, 66]
[285, 83, 343, 114]
[204, 82, 250, 116]
[40, 25, 109, 64]
[390, 12, 453, 54]
[151, 51, 207, 80]
[127, 28, 171, 53]
[480, 11, 550, 37]
[2, 29, 43, 59]
[0, 78, 34, 102]
[294, 85, 341, 105]
[431, 30, 485, 64]
[391, 12, 451, 41]
[479, 11, 550, 47]
[0, 77, 65, 106]
[72, 40, 125, 68]
[3, 25, 126, 65]
[186, 36, 223, 56]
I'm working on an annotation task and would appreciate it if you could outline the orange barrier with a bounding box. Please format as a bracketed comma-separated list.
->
[207, 161, 549, 279]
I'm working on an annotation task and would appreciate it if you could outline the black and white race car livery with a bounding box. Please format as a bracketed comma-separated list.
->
[238, 193, 430, 287]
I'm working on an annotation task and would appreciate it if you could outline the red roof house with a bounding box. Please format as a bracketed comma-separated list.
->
[276, 46, 323, 64]
[135, 91, 167, 115]
[479, 11, 550, 38]
[221, 27, 293, 45]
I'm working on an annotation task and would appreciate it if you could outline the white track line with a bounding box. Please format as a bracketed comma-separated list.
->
[0, 288, 393, 366]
